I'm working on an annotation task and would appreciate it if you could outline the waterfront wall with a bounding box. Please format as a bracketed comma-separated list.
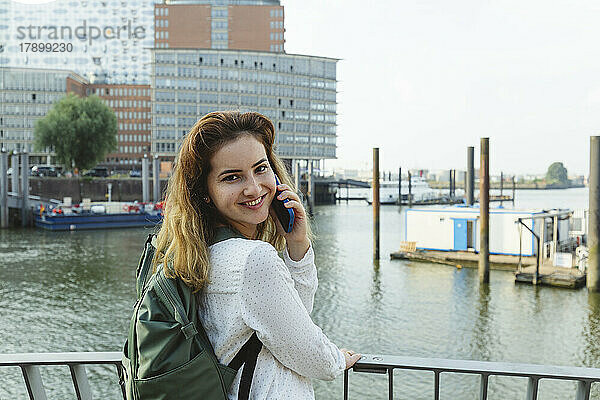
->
[8, 177, 336, 205]
[12, 178, 168, 203]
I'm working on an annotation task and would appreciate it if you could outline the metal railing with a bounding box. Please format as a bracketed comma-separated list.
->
[0, 352, 124, 400]
[3, 351, 600, 400]
[345, 354, 600, 400]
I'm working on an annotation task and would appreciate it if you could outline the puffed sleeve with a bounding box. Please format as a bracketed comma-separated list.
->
[282, 242, 318, 314]
[240, 242, 345, 381]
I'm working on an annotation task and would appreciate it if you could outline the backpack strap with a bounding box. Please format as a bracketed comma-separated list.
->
[227, 333, 263, 400]
[210, 225, 246, 245]
[136, 234, 156, 299]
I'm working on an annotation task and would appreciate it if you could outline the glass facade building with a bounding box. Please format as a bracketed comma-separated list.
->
[151, 48, 337, 160]
[0, 0, 159, 84]
[0, 67, 88, 164]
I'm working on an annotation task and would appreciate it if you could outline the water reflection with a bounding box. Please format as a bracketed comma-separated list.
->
[582, 293, 600, 368]
[1, 196, 598, 399]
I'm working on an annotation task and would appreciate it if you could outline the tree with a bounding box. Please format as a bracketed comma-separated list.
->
[546, 162, 569, 185]
[34, 93, 117, 171]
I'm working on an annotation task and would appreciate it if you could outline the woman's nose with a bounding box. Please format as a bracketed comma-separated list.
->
[243, 175, 261, 197]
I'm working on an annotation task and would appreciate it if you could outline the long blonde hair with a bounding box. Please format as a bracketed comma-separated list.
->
[153, 111, 310, 292]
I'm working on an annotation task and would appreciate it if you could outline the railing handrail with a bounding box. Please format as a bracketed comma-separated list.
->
[346, 354, 600, 400]
[0, 351, 124, 400]
[0, 351, 122, 367]
[353, 354, 600, 380]
[2, 351, 600, 400]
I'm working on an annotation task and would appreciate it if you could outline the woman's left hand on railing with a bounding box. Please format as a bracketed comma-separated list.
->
[341, 348, 361, 370]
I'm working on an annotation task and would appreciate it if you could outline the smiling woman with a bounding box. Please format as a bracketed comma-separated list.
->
[151, 111, 360, 399]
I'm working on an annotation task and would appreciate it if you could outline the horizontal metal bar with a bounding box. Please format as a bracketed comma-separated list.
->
[0, 352, 122, 367]
[353, 354, 600, 381]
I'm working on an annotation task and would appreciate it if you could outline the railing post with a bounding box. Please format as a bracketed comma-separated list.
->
[343, 369, 349, 400]
[576, 380, 591, 400]
[69, 364, 92, 400]
[388, 368, 393, 400]
[21, 365, 48, 400]
[526, 376, 539, 400]
[479, 373, 489, 400]
[433, 370, 440, 400]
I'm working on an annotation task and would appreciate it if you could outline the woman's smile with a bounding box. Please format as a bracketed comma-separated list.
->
[239, 193, 268, 209]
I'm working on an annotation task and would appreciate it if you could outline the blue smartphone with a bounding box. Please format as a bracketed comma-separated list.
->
[273, 174, 295, 233]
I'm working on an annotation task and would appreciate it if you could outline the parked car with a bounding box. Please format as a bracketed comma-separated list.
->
[129, 169, 141, 177]
[31, 165, 59, 177]
[83, 167, 109, 177]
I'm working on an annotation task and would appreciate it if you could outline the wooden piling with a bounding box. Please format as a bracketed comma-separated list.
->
[152, 155, 160, 203]
[467, 146, 474, 206]
[398, 167, 402, 205]
[479, 138, 490, 283]
[449, 169, 453, 197]
[307, 160, 314, 213]
[21, 152, 29, 227]
[500, 172, 504, 206]
[588, 136, 600, 291]
[0, 150, 8, 228]
[142, 154, 149, 203]
[11, 152, 19, 195]
[512, 176, 516, 204]
[408, 171, 413, 208]
[373, 148, 380, 261]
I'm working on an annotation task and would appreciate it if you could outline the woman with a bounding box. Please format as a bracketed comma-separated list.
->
[153, 111, 361, 399]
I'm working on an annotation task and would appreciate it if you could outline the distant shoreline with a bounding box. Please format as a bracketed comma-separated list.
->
[427, 182, 586, 190]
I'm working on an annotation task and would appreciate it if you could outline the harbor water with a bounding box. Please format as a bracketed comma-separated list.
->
[0, 187, 594, 399]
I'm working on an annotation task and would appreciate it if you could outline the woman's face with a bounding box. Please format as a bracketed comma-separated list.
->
[206, 134, 276, 238]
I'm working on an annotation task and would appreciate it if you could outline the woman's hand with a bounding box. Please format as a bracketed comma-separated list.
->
[340, 348, 361, 370]
[270, 183, 309, 261]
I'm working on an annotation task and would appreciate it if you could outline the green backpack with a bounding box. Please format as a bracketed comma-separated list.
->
[122, 228, 262, 400]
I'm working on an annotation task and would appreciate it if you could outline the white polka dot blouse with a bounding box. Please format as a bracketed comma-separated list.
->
[198, 237, 346, 400]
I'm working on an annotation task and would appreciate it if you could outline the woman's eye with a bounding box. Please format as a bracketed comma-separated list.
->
[222, 175, 238, 182]
[256, 165, 268, 173]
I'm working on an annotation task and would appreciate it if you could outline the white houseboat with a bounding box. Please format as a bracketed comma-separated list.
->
[405, 206, 571, 256]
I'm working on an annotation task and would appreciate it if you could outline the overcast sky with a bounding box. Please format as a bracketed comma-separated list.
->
[283, 0, 600, 175]
[8, 0, 598, 175]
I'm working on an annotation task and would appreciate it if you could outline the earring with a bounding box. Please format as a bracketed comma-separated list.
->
[203, 196, 210, 203]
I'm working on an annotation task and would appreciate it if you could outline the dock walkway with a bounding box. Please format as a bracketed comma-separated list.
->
[390, 249, 536, 270]
[515, 264, 586, 289]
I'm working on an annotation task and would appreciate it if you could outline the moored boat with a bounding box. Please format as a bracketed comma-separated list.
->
[34, 201, 163, 231]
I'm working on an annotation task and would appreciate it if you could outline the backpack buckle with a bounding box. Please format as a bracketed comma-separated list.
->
[181, 322, 198, 339]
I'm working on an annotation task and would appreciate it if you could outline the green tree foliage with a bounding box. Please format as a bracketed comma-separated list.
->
[34, 93, 117, 170]
[546, 162, 569, 185]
